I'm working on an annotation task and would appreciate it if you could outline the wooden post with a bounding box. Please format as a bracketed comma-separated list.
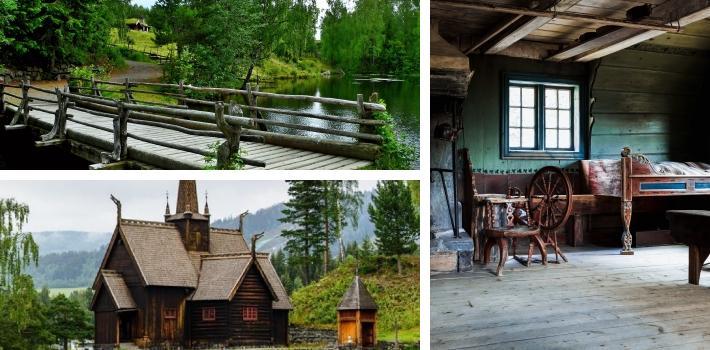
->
[214, 102, 242, 169]
[246, 83, 267, 131]
[41, 88, 70, 141]
[124, 78, 133, 103]
[110, 102, 129, 161]
[10, 80, 30, 125]
[0, 80, 5, 113]
[91, 77, 101, 97]
[356, 93, 378, 143]
[620, 149, 634, 255]
[178, 80, 185, 106]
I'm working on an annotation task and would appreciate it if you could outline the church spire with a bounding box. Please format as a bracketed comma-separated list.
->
[204, 191, 210, 215]
[175, 180, 199, 214]
[165, 191, 171, 215]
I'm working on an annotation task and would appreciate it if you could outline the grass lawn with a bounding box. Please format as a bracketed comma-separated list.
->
[46, 287, 87, 297]
[110, 27, 176, 57]
[379, 327, 420, 343]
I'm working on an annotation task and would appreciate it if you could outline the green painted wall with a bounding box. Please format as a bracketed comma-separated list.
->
[458, 49, 708, 173]
[458, 54, 589, 174]
[590, 48, 708, 161]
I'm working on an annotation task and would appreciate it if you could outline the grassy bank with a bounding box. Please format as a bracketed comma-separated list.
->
[254, 56, 332, 80]
[290, 255, 419, 343]
[110, 26, 176, 58]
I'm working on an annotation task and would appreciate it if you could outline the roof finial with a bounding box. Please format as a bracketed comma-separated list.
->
[239, 210, 249, 232]
[110, 195, 121, 223]
[204, 190, 210, 215]
[164, 191, 170, 215]
[251, 232, 264, 259]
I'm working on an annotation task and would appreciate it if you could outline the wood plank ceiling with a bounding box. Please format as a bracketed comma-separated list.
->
[432, 0, 710, 61]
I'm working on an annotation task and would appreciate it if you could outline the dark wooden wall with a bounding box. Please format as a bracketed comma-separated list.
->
[189, 301, 229, 343]
[229, 265, 273, 345]
[145, 287, 188, 344]
[591, 47, 709, 161]
[95, 312, 117, 347]
[272, 310, 289, 345]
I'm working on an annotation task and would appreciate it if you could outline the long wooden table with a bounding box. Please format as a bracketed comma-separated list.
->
[666, 210, 710, 285]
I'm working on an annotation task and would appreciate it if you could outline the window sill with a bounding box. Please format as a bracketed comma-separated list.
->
[502, 150, 584, 160]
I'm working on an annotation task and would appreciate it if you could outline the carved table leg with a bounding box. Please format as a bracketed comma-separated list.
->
[496, 238, 508, 276]
[620, 200, 634, 255]
[688, 244, 710, 285]
[526, 240, 534, 267]
[532, 235, 548, 266]
[472, 205, 480, 262]
[483, 238, 496, 265]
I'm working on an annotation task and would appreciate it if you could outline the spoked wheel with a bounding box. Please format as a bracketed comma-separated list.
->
[527, 166, 574, 263]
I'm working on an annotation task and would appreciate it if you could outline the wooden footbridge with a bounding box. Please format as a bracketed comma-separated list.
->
[0, 78, 386, 169]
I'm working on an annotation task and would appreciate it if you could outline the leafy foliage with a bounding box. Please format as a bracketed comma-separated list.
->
[373, 100, 415, 170]
[0, 0, 118, 69]
[368, 181, 419, 274]
[46, 294, 93, 350]
[320, 0, 419, 75]
[0, 198, 38, 287]
[202, 141, 246, 170]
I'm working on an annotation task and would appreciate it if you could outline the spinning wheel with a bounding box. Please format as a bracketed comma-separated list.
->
[527, 166, 574, 263]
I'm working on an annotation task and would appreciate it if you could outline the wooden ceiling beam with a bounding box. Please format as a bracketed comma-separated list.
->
[464, 14, 523, 55]
[548, 0, 710, 62]
[486, 0, 582, 54]
[436, 0, 680, 35]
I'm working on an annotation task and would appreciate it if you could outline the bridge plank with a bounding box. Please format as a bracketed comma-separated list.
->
[23, 101, 373, 170]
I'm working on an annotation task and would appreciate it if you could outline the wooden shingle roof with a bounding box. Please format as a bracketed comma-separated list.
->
[100, 270, 137, 310]
[337, 276, 378, 311]
[119, 219, 199, 287]
[210, 229, 249, 254]
[257, 255, 293, 310]
[191, 255, 252, 301]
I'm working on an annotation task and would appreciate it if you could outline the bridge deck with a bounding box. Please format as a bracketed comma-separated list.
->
[21, 102, 372, 170]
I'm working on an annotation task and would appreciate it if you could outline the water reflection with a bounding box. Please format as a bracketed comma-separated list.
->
[252, 76, 420, 168]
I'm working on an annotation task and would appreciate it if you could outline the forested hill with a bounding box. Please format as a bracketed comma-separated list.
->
[212, 191, 375, 253]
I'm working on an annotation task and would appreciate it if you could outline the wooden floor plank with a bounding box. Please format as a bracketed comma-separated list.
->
[24, 102, 372, 169]
[431, 245, 710, 349]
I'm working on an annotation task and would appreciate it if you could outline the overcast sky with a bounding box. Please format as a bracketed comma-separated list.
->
[0, 181, 376, 233]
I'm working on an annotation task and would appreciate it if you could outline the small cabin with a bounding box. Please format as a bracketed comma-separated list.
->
[430, 0, 710, 347]
[127, 18, 150, 32]
[337, 276, 378, 348]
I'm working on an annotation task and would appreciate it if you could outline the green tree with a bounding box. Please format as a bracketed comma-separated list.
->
[368, 181, 419, 275]
[279, 180, 327, 285]
[325, 181, 363, 262]
[0, 198, 49, 349]
[47, 294, 93, 350]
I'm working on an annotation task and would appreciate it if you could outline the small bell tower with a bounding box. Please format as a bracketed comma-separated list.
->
[165, 180, 211, 252]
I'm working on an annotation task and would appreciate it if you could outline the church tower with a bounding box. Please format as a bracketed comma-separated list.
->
[165, 180, 211, 251]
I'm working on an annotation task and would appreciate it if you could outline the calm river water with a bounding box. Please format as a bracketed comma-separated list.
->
[255, 75, 420, 169]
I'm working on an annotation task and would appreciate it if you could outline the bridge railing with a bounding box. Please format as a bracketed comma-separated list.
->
[67, 78, 386, 160]
[1, 78, 386, 168]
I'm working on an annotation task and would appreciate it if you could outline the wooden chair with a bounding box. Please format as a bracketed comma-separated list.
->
[482, 199, 547, 276]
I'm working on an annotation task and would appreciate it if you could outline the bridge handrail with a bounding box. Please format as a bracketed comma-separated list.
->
[1, 79, 383, 168]
[70, 77, 387, 111]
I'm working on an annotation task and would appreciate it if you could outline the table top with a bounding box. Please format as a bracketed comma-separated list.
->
[484, 197, 528, 204]
[667, 210, 710, 219]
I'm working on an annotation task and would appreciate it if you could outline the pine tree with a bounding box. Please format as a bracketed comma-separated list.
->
[47, 294, 93, 350]
[279, 181, 327, 285]
[368, 181, 419, 275]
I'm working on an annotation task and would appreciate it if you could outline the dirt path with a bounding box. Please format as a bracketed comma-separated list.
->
[109, 60, 163, 83]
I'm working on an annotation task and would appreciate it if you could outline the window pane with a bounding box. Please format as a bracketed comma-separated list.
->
[509, 87, 521, 106]
[509, 108, 521, 127]
[521, 87, 535, 107]
[559, 90, 571, 109]
[558, 110, 571, 128]
[509, 128, 520, 148]
[559, 130, 571, 148]
[545, 88, 558, 108]
[546, 129, 558, 148]
[522, 128, 535, 148]
[545, 109, 557, 128]
[522, 108, 535, 127]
